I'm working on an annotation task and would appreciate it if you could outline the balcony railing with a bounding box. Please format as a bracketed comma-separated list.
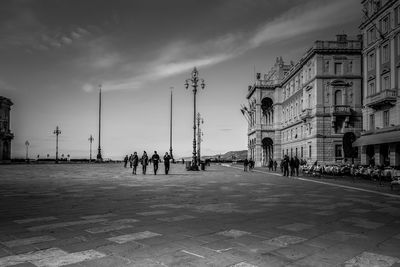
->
[313, 40, 361, 50]
[261, 124, 275, 131]
[300, 109, 312, 120]
[365, 89, 397, 109]
[330, 105, 351, 116]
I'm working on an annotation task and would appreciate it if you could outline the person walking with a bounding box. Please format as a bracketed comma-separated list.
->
[289, 157, 295, 176]
[123, 155, 129, 168]
[268, 158, 273, 171]
[163, 152, 171, 175]
[249, 158, 254, 171]
[283, 156, 290, 177]
[294, 156, 300, 176]
[151, 151, 160, 175]
[243, 158, 249, 172]
[129, 154, 133, 168]
[140, 151, 149, 174]
[132, 152, 139, 175]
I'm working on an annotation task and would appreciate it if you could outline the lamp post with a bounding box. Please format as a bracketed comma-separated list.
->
[96, 85, 103, 162]
[185, 67, 205, 171]
[88, 134, 94, 163]
[53, 126, 61, 163]
[169, 87, 174, 162]
[25, 140, 30, 162]
[197, 113, 204, 166]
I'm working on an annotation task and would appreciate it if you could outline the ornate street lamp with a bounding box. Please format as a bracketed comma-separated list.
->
[185, 67, 205, 171]
[53, 126, 61, 163]
[96, 85, 103, 162]
[88, 134, 94, 163]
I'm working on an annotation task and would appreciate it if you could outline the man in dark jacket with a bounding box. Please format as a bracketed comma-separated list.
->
[163, 152, 171, 175]
[283, 156, 289, 177]
[243, 158, 249, 172]
[140, 151, 148, 174]
[294, 156, 300, 176]
[151, 151, 160, 175]
[132, 152, 139, 175]
[290, 157, 295, 176]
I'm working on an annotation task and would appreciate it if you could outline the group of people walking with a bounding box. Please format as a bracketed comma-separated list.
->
[242, 155, 301, 177]
[280, 155, 300, 177]
[243, 158, 255, 172]
[123, 151, 172, 175]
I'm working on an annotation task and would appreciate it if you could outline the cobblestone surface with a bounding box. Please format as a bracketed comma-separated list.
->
[0, 163, 400, 266]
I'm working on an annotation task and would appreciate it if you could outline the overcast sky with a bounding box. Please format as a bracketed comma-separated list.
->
[0, 0, 361, 160]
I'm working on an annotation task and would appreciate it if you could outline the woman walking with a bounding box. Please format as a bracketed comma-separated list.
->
[140, 151, 149, 174]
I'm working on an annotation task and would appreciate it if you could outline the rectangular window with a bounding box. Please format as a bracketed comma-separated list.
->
[295, 148, 298, 156]
[382, 43, 389, 63]
[367, 27, 375, 44]
[368, 52, 375, 70]
[398, 67, 400, 89]
[334, 63, 342, 75]
[309, 145, 312, 158]
[369, 114, 375, 130]
[301, 147, 303, 158]
[348, 61, 353, 73]
[397, 6, 400, 25]
[324, 60, 329, 72]
[381, 15, 390, 34]
[383, 110, 390, 127]
[335, 145, 343, 158]
[368, 81, 376, 96]
[397, 34, 400, 56]
[382, 75, 390, 90]
[308, 123, 311, 135]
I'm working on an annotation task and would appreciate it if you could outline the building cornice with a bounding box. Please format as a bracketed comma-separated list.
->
[359, 0, 398, 30]
[281, 46, 362, 84]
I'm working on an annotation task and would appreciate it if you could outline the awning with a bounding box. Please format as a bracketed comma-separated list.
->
[353, 130, 400, 146]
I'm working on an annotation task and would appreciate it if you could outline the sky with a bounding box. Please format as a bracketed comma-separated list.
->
[0, 0, 362, 160]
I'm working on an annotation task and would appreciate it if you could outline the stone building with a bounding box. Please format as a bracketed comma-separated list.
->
[246, 35, 363, 167]
[0, 96, 14, 161]
[354, 0, 400, 167]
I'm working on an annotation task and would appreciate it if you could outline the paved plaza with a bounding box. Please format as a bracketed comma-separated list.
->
[0, 163, 400, 267]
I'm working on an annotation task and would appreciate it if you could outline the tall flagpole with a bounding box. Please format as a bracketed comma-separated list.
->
[169, 87, 173, 161]
[96, 85, 103, 161]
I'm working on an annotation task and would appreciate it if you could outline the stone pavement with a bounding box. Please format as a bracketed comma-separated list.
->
[0, 163, 400, 267]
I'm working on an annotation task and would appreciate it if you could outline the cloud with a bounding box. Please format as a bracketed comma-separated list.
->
[85, 0, 359, 92]
[248, 0, 359, 48]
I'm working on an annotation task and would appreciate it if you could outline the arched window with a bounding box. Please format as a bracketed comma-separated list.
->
[335, 90, 342, 105]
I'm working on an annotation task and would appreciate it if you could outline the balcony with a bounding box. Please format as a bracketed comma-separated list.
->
[261, 124, 275, 131]
[330, 105, 351, 116]
[365, 89, 397, 109]
[300, 109, 312, 121]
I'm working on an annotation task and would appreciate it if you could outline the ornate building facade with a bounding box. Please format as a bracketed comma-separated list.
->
[354, 0, 400, 167]
[0, 96, 14, 161]
[246, 35, 363, 167]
